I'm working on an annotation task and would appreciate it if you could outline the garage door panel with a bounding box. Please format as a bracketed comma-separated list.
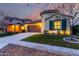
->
[28, 25, 41, 32]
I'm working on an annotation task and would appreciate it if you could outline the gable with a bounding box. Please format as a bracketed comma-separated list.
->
[48, 14, 70, 21]
[42, 13, 56, 20]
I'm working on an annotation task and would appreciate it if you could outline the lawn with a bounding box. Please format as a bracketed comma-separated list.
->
[22, 34, 79, 49]
[76, 33, 79, 36]
[0, 32, 18, 37]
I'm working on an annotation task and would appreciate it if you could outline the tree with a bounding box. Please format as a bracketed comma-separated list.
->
[41, 3, 79, 43]
[0, 11, 6, 32]
[56, 4, 79, 43]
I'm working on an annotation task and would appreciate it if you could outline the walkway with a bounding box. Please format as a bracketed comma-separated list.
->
[0, 33, 38, 49]
[0, 33, 79, 55]
[11, 41, 79, 56]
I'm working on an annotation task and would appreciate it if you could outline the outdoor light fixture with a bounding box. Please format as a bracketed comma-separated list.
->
[21, 26, 25, 30]
[60, 30, 64, 35]
[48, 30, 58, 34]
[65, 30, 70, 35]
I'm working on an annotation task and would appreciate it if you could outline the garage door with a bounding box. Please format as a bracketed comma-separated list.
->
[7, 25, 22, 32]
[28, 25, 41, 32]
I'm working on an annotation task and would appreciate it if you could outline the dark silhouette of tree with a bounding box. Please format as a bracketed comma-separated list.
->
[0, 11, 6, 32]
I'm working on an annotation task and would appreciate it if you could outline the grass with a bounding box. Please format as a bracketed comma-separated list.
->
[0, 32, 18, 37]
[76, 33, 79, 36]
[22, 34, 79, 50]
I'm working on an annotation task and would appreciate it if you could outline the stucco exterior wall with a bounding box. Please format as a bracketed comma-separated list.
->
[66, 18, 71, 31]
[41, 13, 71, 35]
[43, 14, 71, 30]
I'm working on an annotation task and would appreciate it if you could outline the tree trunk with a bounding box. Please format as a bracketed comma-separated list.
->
[70, 26, 73, 40]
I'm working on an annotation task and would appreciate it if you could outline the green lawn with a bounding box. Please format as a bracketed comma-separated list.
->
[22, 34, 79, 49]
[0, 32, 18, 37]
[76, 33, 79, 36]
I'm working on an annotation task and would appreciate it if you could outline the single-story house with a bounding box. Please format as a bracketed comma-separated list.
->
[40, 10, 73, 35]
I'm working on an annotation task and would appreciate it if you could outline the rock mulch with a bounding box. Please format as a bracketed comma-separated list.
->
[0, 44, 63, 56]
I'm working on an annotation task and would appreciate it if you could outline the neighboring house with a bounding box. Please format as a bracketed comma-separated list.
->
[0, 24, 5, 32]
[4, 16, 32, 32]
[40, 10, 73, 35]
[0, 19, 7, 32]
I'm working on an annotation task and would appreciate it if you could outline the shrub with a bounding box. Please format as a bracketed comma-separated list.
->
[73, 25, 79, 35]
[0, 32, 17, 37]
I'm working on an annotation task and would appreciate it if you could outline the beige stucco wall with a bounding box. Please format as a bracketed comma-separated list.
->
[41, 13, 71, 35]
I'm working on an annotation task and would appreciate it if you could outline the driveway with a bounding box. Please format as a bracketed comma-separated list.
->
[0, 33, 39, 49]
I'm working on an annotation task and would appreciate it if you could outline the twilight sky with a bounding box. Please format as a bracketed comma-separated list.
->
[0, 3, 48, 20]
[0, 3, 79, 20]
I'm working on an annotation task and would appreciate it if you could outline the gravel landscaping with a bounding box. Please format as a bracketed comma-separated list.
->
[0, 44, 63, 56]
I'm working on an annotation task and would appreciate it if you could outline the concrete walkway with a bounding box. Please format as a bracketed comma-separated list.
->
[10, 41, 79, 56]
[0, 33, 79, 55]
[0, 33, 38, 49]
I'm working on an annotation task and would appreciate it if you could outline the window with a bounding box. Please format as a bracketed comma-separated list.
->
[54, 20, 61, 29]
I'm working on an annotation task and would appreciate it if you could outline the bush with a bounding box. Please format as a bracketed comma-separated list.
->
[0, 32, 17, 37]
[73, 25, 79, 35]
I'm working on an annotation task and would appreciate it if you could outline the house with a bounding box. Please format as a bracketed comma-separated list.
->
[22, 9, 72, 35]
[40, 10, 73, 35]
[4, 16, 32, 32]
[0, 10, 73, 35]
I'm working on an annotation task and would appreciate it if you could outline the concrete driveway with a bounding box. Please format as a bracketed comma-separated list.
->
[0, 33, 39, 49]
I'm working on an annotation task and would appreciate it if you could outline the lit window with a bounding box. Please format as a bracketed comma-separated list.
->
[54, 20, 61, 29]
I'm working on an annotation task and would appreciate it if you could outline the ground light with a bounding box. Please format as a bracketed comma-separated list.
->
[48, 30, 58, 34]
[59, 30, 65, 35]
[65, 30, 70, 35]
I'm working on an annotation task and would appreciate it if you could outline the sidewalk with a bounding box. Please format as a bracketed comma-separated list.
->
[11, 41, 79, 56]
[0, 33, 79, 55]
[0, 33, 38, 49]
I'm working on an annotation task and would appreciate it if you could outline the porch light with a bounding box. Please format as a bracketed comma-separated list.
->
[21, 26, 25, 30]
[24, 24, 28, 32]
[24, 24, 27, 27]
